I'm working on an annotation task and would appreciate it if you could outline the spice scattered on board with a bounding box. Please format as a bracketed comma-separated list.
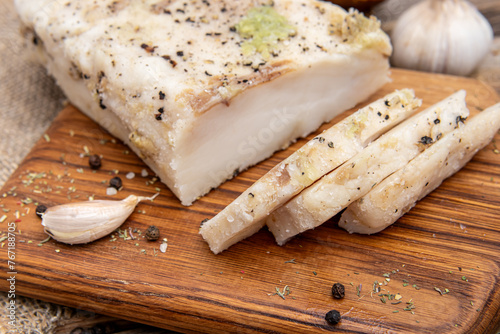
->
[35, 204, 47, 218]
[160, 238, 168, 253]
[88, 154, 102, 169]
[145, 225, 160, 241]
[331, 283, 345, 299]
[109, 176, 122, 190]
[325, 309, 341, 325]
[106, 187, 117, 196]
[268, 285, 291, 300]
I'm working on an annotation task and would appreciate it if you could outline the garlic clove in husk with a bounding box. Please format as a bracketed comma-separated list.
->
[391, 0, 493, 76]
[41, 194, 158, 244]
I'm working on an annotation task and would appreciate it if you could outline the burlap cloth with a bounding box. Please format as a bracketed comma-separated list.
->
[0, 1, 74, 333]
[0, 0, 499, 333]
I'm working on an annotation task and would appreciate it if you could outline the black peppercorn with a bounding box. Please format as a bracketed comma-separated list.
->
[145, 225, 160, 241]
[331, 283, 345, 299]
[109, 176, 122, 190]
[88, 154, 102, 169]
[325, 309, 341, 325]
[35, 204, 47, 218]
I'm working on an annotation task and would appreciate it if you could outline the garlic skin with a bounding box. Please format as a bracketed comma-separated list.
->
[391, 0, 493, 76]
[41, 194, 158, 244]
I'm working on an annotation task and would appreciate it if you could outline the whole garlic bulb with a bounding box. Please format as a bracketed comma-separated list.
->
[391, 0, 493, 76]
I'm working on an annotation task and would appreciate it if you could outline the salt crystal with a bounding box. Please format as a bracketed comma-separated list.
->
[126, 172, 135, 179]
[160, 242, 168, 253]
[141, 169, 148, 177]
[106, 187, 118, 196]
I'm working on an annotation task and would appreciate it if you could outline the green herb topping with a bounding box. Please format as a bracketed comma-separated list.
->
[235, 6, 296, 59]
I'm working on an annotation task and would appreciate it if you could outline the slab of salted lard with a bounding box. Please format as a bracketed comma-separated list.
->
[339, 102, 500, 235]
[266, 90, 470, 245]
[15, 0, 391, 205]
[200, 89, 421, 254]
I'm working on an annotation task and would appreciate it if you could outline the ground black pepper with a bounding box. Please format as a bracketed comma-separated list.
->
[145, 225, 160, 241]
[200, 218, 209, 227]
[325, 310, 341, 325]
[88, 154, 102, 169]
[231, 168, 239, 179]
[314, 136, 325, 143]
[109, 176, 122, 190]
[35, 204, 47, 218]
[331, 283, 345, 299]
[162, 55, 178, 68]
[99, 98, 107, 109]
[141, 43, 156, 53]
[419, 136, 433, 145]
[98, 71, 105, 82]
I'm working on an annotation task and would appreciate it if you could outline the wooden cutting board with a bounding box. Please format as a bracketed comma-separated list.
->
[1, 69, 499, 333]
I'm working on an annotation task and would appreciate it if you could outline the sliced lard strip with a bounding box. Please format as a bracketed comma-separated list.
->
[266, 90, 470, 245]
[339, 102, 500, 235]
[200, 89, 421, 253]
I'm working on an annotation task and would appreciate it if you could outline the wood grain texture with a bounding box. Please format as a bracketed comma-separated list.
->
[0, 69, 499, 333]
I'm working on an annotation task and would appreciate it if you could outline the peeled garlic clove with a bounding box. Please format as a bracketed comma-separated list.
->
[41, 194, 158, 244]
[391, 0, 493, 76]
